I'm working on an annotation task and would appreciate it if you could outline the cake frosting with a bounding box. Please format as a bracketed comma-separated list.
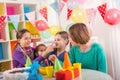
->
[3, 68, 29, 80]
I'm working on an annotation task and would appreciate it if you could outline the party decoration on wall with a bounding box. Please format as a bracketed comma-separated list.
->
[25, 11, 35, 21]
[0, 16, 6, 32]
[86, 8, 97, 24]
[36, 20, 48, 31]
[48, 25, 61, 35]
[65, 23, 73, 32]
[104, 8, 120, 25]
[9, 15, 20, 30]
[71, 8, 87, 23]
[41, 30, 51, 39]
[26, 21, 40, 35]
[67, 9, 72, 20]
[76, 0, 88, 4]
[67, 0, 79, 10]
[58, 1, 65, 12]
[50, 1, 59, 14]
[39, 6, 48, 21]
[98, 3, 107, 19]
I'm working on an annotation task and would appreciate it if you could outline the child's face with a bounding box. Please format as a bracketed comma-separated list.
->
[19, 32, 31, 47]
[38, 46, 46, 55]
[54, 34, 67, 48]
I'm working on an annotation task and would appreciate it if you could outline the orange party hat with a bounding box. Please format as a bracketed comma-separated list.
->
[63, 52, 72, 69]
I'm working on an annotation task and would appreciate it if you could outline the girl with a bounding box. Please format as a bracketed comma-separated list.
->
[48, 31, 69, 65]
[69, 23, 107, 73]
[13, 29, 51, 68]
[35, 44, 48, 66]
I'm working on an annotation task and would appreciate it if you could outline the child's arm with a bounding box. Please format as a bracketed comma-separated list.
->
[49, 54, 63, 66]
[13, 50, 26, 67]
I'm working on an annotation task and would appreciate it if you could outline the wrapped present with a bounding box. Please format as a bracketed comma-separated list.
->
[55, 68, 80, 80]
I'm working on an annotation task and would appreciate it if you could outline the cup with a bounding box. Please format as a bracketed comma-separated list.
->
[73, 63, 81, 70]
[45, 66, 53, 78]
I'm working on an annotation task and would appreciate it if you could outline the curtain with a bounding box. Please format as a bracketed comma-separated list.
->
[109, 26, 120, 80]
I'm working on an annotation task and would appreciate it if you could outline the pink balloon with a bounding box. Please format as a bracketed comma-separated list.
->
[76, 0, 88, 4]
[104, 8, 120, 25]
[36, 20, 48, 31]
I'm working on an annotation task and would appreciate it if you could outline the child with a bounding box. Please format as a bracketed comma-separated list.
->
[35, 44, 47, 57]
[35, 44, 48, 66]
[69, 23, 107, 73]
[13, 29, 51, 68]
[48, 31, 69, 66]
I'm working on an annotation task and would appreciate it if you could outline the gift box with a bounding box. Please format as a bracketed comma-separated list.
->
[55, 68, 80, 80]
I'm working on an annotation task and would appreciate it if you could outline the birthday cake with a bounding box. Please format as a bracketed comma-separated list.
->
[3, 68, 29, 80]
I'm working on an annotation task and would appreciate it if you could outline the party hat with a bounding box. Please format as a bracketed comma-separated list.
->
[25, 56, 32, 67]
[63, 52, 72, 69]
[54, 58, 62, 74]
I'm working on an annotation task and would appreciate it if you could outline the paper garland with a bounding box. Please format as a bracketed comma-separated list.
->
[98, 3, 107, 19]
[0, 16, 6, 32]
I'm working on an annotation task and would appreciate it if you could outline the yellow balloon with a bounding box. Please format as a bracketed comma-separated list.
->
[71, 8, 87, 23]
[48, 25, 61, 35]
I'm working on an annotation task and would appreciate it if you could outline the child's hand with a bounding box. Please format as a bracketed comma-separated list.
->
[48, 54, 56, 64]
[41, 43, 55, 57]
[46, 43, 54, 53]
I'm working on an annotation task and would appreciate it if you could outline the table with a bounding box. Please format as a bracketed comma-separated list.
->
[43, 69, 113, 80]
[0, 69, 113, 80]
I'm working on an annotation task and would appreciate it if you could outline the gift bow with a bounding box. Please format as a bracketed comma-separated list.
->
[62, 66, 74, 79]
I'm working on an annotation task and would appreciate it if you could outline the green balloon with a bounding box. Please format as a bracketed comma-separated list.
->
[65, 23, 73, 32]
[41, 30, 51, 39]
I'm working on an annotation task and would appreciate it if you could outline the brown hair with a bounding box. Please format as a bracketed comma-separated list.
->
[35, 44, 46, 57]
[55, 31, 69, 45]
[69, 23, 90, 44]
[16, 29, 30, 39]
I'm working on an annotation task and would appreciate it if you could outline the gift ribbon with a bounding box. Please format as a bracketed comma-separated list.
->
[62, 66, 74, 79]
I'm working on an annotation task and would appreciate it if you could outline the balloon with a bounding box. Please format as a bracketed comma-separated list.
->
[104, 8, 120, 25]
[36, 20, 48, 31]
[41, 30, 51, 39]
[76, 0, 88, 4]
[48, 25, 61, 35]
[65, 23, 73, 32]
[71, 8, 87, 23]
[67, 0, 79, 10]
[63, 0, 68, 2]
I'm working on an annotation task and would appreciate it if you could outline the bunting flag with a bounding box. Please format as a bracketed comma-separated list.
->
[0, 16, 6, 32]
[67, 9, 72, 20]
[39, 6, 48, 21]
[98, 3, 107, 19]
[9, 15, 20, 30]
[86, 8, 97, 24]
[58, 1, 65, 12]
[50, 1, 60, 14]
[26, 11, 35, 21]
